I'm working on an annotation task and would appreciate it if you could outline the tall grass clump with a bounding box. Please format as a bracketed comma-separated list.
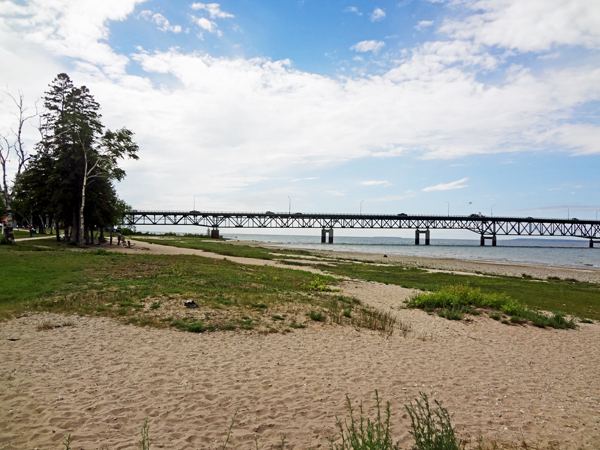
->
[330, 390, 400, 450]
[407, 285, 575, 330]
[406, 393, 461, 450]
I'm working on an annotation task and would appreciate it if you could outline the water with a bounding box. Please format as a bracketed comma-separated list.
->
[221, 233, 600, 270]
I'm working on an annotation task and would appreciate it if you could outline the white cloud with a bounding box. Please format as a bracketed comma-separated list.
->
[439, 0, 600, 52]
[190, 3, 233, 19]
[415, 20, 433, 31]
[140, 11, 182, 33]
[422, 178, 469, 192]
[370, 8, 386, 22]
[1, 0, 600, 209]
[344, 6, 362, 16]
[196, 17, 217, 32]
[361, 180, 391, 186]
[291, 177, 319, 182]
[350, 40, 385, 53]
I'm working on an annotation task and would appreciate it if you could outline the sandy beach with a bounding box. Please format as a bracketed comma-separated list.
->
[1, 241, 599, 449]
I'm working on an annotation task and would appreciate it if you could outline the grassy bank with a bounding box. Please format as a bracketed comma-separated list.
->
[0, 239, 394, 334]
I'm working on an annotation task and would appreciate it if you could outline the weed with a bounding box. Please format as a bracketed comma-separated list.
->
[405, 392, 461, 450]
[309, 311, 325, 321]
[343, 310, 352, 318]
[489, 312, 501, 321]
[272, 314, 285, 321]
[140, 417, 150, 450]
[352, 308, 396, 336]
[302, 276, 339, 292]
[96, 305, 106, 312]
[37, 321, 55, 331]
[241, 318, 254, 330]
[329, 390, 400, 450]
[150, 301, 161, 310]
[220, 322, 237, 331]
[221, 410, 237, 450]
[580, 318, 594, 324]
[501, 319, 510, 325]
[95, 248, 109, 255]
[63, 434, 72, 450]
[290, 320, 306, 329]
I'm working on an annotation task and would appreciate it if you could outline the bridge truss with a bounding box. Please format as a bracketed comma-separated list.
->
[122, 211, 600, 247]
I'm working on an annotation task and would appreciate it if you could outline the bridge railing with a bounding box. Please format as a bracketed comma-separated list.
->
[124, 210, 599, 223]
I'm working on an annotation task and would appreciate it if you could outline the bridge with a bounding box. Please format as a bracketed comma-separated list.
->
[122, 211, 600, 247]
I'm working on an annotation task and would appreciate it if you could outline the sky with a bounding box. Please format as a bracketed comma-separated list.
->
[1, 0, 599, 238]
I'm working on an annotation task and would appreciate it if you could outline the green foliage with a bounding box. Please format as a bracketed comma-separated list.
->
[318, 262, 600, 321]
[150, 301, 161, 310]
[63, 434, 72, 450]
[15, 73, 138, 245]
[330, 391, 400, 450]
[302, 276, 339, 292]
[408, 285, 576, 329]
[405, 393, 461, 450]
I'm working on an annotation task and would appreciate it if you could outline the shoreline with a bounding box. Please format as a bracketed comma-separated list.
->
[230, 239, 600, 283]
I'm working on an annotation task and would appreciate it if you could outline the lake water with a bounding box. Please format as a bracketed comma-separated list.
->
[221, 233, 600, 270]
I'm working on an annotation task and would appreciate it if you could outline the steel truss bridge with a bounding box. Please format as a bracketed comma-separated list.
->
[122, 211, 600, 247]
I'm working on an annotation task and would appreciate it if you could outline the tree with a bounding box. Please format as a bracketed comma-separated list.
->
[16, 73, 139, 245]
[0, 90, 37, 243]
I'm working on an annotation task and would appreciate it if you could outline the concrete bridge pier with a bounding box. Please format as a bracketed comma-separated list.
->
[480, 235, 497, 246]
[590, 239, 600, 248]
[321, 228, 334, 244]
[415, 229, 430, 245]
[211, 228, 220, 239]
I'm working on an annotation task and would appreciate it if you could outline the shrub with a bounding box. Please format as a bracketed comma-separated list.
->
[330, 391, 400, 450]
[405, 392, 461, 450]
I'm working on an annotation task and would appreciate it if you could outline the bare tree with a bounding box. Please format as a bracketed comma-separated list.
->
[0, 90, 37, 243]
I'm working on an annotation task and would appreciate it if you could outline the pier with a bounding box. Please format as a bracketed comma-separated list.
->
[122, 211, 600, 247]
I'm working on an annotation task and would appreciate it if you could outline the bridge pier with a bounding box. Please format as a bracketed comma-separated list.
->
[480, 235, 497, 246]
[321, 228, 334, 244]
[590, 239, 600, 248]
[415, 229, 430, 245]
[211, 228, 220, 239]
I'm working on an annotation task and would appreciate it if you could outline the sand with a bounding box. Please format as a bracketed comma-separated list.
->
[1, 240, 600, 449]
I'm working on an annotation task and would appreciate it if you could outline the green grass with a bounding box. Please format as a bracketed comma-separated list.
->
[134, 235, 314, 261]
[0, 239, 342, 332]
[407, 285, 576, 329]
[315, 262, 600, 321]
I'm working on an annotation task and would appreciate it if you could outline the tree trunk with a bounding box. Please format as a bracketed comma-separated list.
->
[56, 223, 60, 242]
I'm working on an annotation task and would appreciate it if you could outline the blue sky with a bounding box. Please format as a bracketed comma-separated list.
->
[1, 0, 599, 234]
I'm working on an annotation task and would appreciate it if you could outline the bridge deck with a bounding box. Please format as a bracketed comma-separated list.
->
[123, 211, 600, 242]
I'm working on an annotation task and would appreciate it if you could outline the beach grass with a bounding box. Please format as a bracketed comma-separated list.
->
[123, 235, 600, 321]
[407, 285, 577, 329]
[315, 262, 600, 321]
[0, 239, 395, 334]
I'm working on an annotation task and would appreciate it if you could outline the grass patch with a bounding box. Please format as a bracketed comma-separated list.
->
[316, 262, 600, 321]
[309, 310, 325, 321]
[407, 285, 576, 329]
